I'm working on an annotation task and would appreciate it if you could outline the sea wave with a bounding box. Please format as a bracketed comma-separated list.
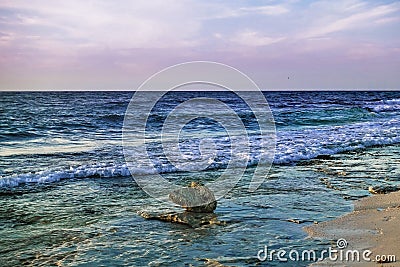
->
[1, 117, 400, 189]
[0, 164, 132, 188]
[364, 98, 400, 112]
[274, 119, 400, 164]
[0, 130, 45, 141]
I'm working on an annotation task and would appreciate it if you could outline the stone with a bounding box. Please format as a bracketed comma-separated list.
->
[169, 182, 217, 213]
[138, 182, 222, 228]
[368, 185, 400, 194]
[138, 210, 225, 228]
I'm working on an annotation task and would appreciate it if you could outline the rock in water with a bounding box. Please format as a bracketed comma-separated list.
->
[368, 185, 400, 194]
[169, 182, 217, 213]
[138, 182, 222, 228]
[138, 210, 225, 228]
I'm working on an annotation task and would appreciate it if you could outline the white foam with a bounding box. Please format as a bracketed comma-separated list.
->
[1, 117, 400, 189]
[364, 98, 400, 112]
[272, 118, 400, 164]
[0, 164, 131, 188]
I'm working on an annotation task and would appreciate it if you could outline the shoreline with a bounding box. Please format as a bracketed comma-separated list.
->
[304, 190, 400, 266]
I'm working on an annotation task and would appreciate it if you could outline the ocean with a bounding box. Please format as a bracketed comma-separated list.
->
[1, 91, 399, 266]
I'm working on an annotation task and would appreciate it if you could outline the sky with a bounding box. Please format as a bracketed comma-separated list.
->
[0, 0, 399, 90]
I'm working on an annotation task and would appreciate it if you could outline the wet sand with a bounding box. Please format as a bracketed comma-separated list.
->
[304, 191, 400, 266]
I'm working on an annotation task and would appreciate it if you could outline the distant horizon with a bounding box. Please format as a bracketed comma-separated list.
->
[1, 88, 399, 92]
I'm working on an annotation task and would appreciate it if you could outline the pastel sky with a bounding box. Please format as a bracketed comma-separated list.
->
[0, 0, 399, 90]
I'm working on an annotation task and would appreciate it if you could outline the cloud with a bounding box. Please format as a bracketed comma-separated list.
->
[233, 5, 289, 17]
[209, 4, 290, 19]
[0, 0, 203, 50]
[303, 1, 400, 38]
[230, 30, 286, 47]
[0, 0, 399, 89]
[374, 16, 400, 25]
[239, 5, 289, 16]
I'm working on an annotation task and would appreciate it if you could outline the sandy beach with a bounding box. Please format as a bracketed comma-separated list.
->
[305, 190, 400, 266]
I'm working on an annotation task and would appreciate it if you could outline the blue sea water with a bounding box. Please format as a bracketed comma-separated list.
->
[0, 91, 400, 266]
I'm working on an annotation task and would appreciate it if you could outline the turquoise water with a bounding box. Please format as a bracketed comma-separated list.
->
[0, 91, 399, 266]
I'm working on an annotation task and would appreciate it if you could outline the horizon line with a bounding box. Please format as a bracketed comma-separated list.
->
[0, 88, 399, 92]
